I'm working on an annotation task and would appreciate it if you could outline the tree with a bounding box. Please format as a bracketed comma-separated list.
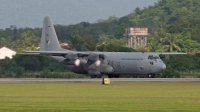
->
[82, 35, 96, 51]
[70, 34, 84, 51]
[16, 67, 24, 78]
[96, 35, 135, 52]
[163, 33, 182, 52]
[97, 35, 126, 48]
[147, 28, 167, 52]
[179, 32, 200, 53]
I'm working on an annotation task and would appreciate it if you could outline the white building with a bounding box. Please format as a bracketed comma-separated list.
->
[0, 46, 16, 59]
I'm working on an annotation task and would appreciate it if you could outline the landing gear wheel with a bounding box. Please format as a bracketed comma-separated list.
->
[97, 75, 102, 78]
[146, 74, 155, 78]
[114, 74, 120, 78]
[108, 74, 120, 78]
[108, 75, 113, 78]
[90, 75, 97, 78]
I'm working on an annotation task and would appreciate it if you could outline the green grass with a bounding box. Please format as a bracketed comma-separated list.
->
[0, 82, 200, 112]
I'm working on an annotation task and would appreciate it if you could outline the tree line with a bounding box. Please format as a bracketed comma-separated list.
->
[1, 0, 200, 78]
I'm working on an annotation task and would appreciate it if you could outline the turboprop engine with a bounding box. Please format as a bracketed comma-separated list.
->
[84, 53, 114, 77]
[87, 53, 103, 66]
[61, 52, 87, 66]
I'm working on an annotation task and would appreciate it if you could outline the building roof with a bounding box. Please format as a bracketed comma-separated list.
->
[0, 46, 16, 52]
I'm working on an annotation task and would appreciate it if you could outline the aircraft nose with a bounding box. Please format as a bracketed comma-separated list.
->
[162, 63, 166, 70]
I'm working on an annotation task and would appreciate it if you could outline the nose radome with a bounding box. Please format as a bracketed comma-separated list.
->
[163, 63, 166, 69]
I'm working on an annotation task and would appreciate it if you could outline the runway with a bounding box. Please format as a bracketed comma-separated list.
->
[0, 78, 199, 83]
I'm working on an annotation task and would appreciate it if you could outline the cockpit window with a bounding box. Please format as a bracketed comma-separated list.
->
[148, 55, 160, 60]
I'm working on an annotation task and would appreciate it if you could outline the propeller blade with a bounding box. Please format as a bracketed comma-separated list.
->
[74, 59, 81, 66]
[95, 60, 101, 66]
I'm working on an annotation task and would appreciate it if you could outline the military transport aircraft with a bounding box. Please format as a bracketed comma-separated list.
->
[22, 16, 187, 78]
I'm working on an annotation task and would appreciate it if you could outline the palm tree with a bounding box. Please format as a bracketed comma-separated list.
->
[18, 31, 39, 49]
[163, 33, 181, 52]
[147, 40, 162, 52]
[147, 28, 166, 52]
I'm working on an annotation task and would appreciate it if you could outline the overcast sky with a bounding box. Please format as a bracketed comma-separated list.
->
[0, 0, 158, 29]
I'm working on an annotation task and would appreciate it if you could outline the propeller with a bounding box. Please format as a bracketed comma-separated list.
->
[74, 59, 81, 66]
[87, 53, 106, 67]
[63, 52, 108, 68]
[64, 53, 87, 66]
[94, 60, 101, 66]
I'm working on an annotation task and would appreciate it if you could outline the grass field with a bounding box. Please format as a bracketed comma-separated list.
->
[0, 81, 200, 112]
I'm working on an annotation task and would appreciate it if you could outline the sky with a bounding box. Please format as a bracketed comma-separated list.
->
[0, 0, 158, 29]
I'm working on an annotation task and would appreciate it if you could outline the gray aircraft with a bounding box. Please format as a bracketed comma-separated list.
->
[22, 16, 187, 78]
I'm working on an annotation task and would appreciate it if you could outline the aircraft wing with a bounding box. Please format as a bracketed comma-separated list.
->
[156, 52, 187, 55]
[19, 51, 90, 56]
[152, 52, 187, 59]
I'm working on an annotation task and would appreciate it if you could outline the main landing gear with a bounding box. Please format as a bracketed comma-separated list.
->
[146, 74, 155, 78]
[90, 75, 102, 78]
[90, 74, 120, 78]
[107, 74, 120, 78]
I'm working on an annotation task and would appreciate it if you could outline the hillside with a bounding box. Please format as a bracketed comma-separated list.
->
[1, 0, 200, 78]
[50, 0, 200, 41]
[1, 0, 200, 51]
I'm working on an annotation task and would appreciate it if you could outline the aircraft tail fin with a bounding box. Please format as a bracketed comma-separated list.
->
[40, 16, 63, 51]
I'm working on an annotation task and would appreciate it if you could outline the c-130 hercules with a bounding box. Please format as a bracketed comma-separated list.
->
[22, 16, 187, 78]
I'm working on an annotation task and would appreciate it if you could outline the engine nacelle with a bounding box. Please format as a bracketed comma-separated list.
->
[64, 53, 78, 61]
[88, 70, 101, 75]
[61, 59, 75, 65]
[62, 58, 87, 66]
[88, 53, 99, 62]
[100, 65, 114, 74]
[63, 53, 87, 66]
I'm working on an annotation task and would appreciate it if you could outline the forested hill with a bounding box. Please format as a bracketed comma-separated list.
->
[54, 0, 200, 43]
[1, 0, 200, 52]
[127, 0, 200, 27]
[1, 0, 200, 78]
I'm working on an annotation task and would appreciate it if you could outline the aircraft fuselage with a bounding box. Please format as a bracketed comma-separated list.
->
[50, 52, 166, 77]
